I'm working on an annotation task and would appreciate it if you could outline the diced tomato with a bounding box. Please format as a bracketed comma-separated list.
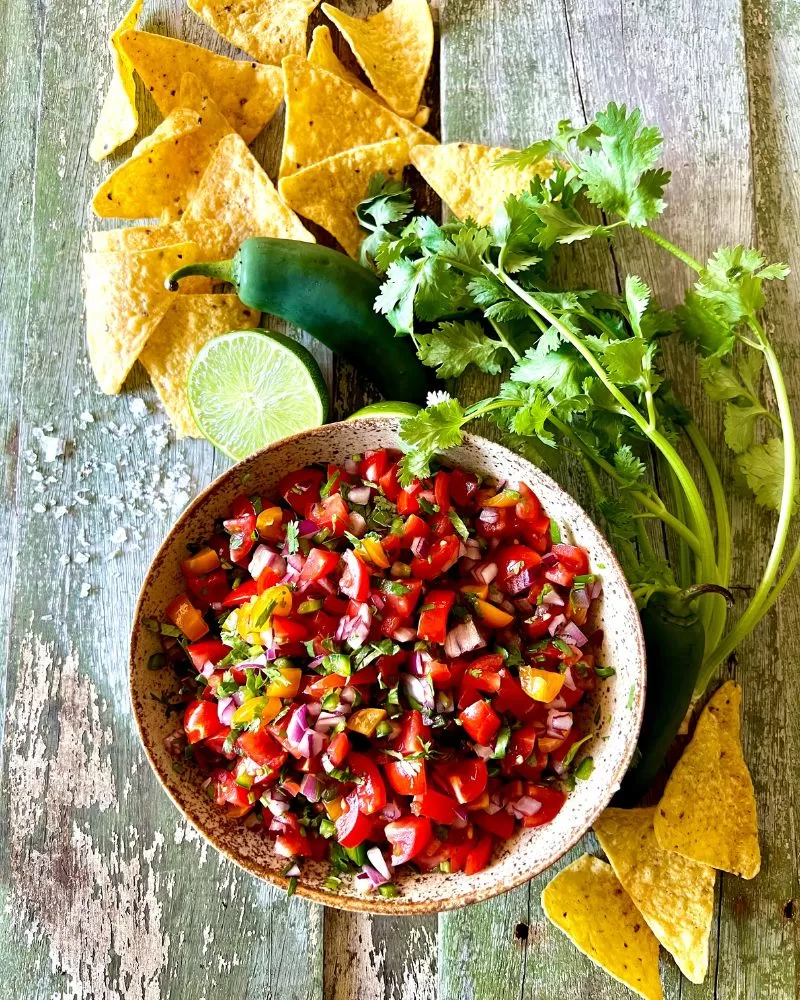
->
[224, 510, 257, 565]
[543, 563, 575, 588]
[473, 809, 515, 839]
[166, 593, 208, 641]
[256, 565, 282, 593]
[417, 589, 455, 644]
[311, 493, 349, 536]
[324, 463, 354, 495]
[410, 536, 460, 580]
[552, 543, 590, 576]
[326, 731, 350, 767]
[228, 495, 255, 518]
[274, 829, 313, 858]
[450, 467, 479, 508]
[446, 758, 488, 804]
[385, 759, 427, 796]
[380, 612, 411, 639]
[459, 700, 501, 745]
[278, 467, 325, 517]
[515, 482, 542, 522]
[204, 727, 234, 757]
[429, 660, 452, 688]
[444, 830, 473, 872]
[207, 532, 231, 564]
[476, 508, 519, 539]
[273, 617, 310, 645]
[187, 639, 231, 672]
[413, 788, 462, 825]
[184, 568, 230, 608]
[182, 547, 220, 577]
[360, 449, 392, 483]
[335, 793, 372, 848]
[184, 700, 224, 744]
[209, 768, 253, 818]
[298, 547, 340, 589]
[464, 833, 493, 875]
[523, 610, 555, 640]
[461, 653, 504, 694]
[221, 579, 258, 608]
[339, 549, 370, 602]
[520, 786, 566, 828]
[397, 482, 422, 515]
[347, 751, 387, 815]
[384, 577, 423, 618]
[434, 470, 451, 513]
[385, 816, 432, 865]
[235, 729, 287, 770]
[495, 544, 542, 593]
[493, 669, 535, 720]
[304, 673, 347, 699]
[549, 729, 581, 766]
[398, 710, 431, 754]
[378, 463, 402, 501]
[400, 514, 429, 547]
[255, 506, 283, 541]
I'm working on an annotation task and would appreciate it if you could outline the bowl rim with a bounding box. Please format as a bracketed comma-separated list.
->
[129, 416, 646, 914]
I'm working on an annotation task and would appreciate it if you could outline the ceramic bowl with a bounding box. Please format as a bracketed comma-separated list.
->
[130, 417, 645, 913]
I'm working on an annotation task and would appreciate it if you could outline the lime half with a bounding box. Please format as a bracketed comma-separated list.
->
[188, 329, 329, 460]
[348, 401, 421, 420]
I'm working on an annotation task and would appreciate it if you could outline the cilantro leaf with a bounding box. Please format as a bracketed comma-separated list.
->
[737, 437, 799, 513]
[694, 246, 789, 325]
[624, 274, 650, 337]
[613, 444, 647, 488]
[533, 202, 611, 248]
[511, 344, 590, 400]
[356, 173, 414, 231]
[677, 290, 736, 357]
[398, 400, 466, 486]
[601, 338, 648, 385]
[416, 320, 505, 378]
[724, 402, 767, 454]
[698, 355, 747, 401]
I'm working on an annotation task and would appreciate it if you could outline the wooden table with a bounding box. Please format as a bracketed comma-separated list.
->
[1, 0, 798, 997]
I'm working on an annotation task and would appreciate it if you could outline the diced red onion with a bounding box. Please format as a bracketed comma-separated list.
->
[217, 695, 235, 726]
[232, 689, 246, 707]
[305, 701, 322, 719]
[308, 655, 325, 671]
[382, 800, 402, 821]
[485, 799, 502, 815]
[347, 511, 367, 537]
[347, 485, 372, 505]
[473, 743, 493, 760]
[451, 806, 469, 829]
[315, 711, 343, 732]
[550, 695, 567, 710]
[269, 816, 290, 832]
[299, 773, 322, 802]
[248, 544, 286, 580]
[541, 588, 565, 607]
[344, 458, 358, 475]
[284, 863, 301, 878]
[287, 705, 309, 745]
[479, 507, 501, 524]
[473, 561, 498, 584]
[298, 519, 319, 537]
[559, 620, 588, 647]
[364, 864, 389, 886]
[316, 575, 337, 596]
[321, 754, 335, 774]
[336, 603, 371, 649]
[411, 535, 430, 558]
[297, 729, 326, 758]
[513, 796, 543, 818]
[444, 619, 486, 658]
[506, 568, 535, 595]
[547, 613, 566, 636]
[464, 539, 481, 560]
[265, 797, 290, 817]
[571, 587, 590, 610]
[287, 553, 306, 572]
[590, 579, 602, 599]
[393, 626, 417, 643]
[367, 846, 391, 880]
[540, 551, 558, 567]
[562, 666, 578, 691]
[457, 541, 468, 559]
[548, 710, 574, 733]
[371, 592, 386, 612]
[200, 661, 216, 679]
[411, 650, 431, 676]
[402, 673, 434, 711]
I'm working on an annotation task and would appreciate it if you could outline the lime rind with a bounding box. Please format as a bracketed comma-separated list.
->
[188, 329, 328, 460]
[347, 401, 421, 420]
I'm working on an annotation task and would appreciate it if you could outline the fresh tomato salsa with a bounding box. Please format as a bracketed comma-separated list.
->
[154, 450, 606, 896]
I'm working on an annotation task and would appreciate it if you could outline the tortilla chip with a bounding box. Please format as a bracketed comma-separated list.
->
[307, 25, 429, 126]
[187, 0, 320, 66]
[84, 242, 202, 394]
[140, 294, 260, 436]
[410, 143, 552, 226]
[118, 30, 283, 143]
[182, 133, 313, 259]
[654, 681, 760, 879]
[279, 139, 409, 257]
[91, 223, 186, 253]
[89, 0, 144, 160]
[279, 56, 436, 177]
[322, 0, 433, 118]
[594, 807, 715, 983]
[542, 855, 662, 1000]
[91, 82, 234, 220]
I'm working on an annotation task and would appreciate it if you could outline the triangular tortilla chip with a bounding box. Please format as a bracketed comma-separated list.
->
[140, 294, 261, 436]
[118, 30, 283, 143]
[187, 0, 320, 66]
[410, 143, 552, 226]
[91, 78, 234, 220]
[89, 0, 144, 160]
[279, 56, 435, 177]
[542, 855, 662, 1000]
[654, 681, 760, 879]
[91, 223, 186, 253]
[182, 132, 313, 259]
[307, 25, 429, 126]
[321, 0, 433, 118]
[594, 807, 715, 983]
[84, 242, 203, 394]
[279, 138, 409, 257]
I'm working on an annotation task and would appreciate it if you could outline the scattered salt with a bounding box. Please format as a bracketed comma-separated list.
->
[32, 502, 46, 514]
[110, 527, 127, 545]
[79, 582, 91, 599]
[74, 552, 90, 565]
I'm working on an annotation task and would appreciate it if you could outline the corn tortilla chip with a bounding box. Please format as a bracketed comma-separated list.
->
[140, 294, 260, 436]
[84, 242, 203, 394]
[410, 142, 552, 226]
[279, 56, 435, 177]
[307, 25, 429, 126]
[89, 0, 144, 161]
[182, 132, 313, 259]
[654, 681, 760, 879]
[118, 30, 283, 143]
[542, 855, 663, 1000]
[279, 139, 409, 257]
[594, 807, 715, 983]
[322, 0, 433, 118]
[91, 80, 234, 220]
[188, 0, 320, 66]
[91, 223, 186, 253]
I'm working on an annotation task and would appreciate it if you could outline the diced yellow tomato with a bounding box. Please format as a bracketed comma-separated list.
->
[346, 708, 387, 737]
[519, 666, 565, 703]
[325, 796, 345, 821]
[165, 593, 209, 641]
[181, 546, 220, 576]
[474, 599, 515, 628]
[537, 735, 566, 753]
[256, 506, 283, 541]
[481, 489, 519, 508]
[265, 666, 302, 699]
[466, 790, 491, 811]
[238, 585, 294, 639]
[231, 695, 282, 727]
[359, 537, 390, 569]
[460, 582, 489, 600]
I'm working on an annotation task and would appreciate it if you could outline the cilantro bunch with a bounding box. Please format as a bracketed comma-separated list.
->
[359, 104, 798, 696]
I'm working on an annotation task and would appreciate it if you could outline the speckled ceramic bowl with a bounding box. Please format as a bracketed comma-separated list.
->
[130, 417, 645, 913]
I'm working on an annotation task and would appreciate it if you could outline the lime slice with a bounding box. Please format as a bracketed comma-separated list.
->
[348, 401, 420, 420]
[188, 329, 328, 460]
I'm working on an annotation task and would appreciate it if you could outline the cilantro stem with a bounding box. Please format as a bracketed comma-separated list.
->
[639, 227, 703, 273]
[487, 317, 521, 361]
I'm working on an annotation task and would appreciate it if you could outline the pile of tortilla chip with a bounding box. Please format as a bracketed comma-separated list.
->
[86, 0, 439, 433]
[542, 681, 760, 999]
